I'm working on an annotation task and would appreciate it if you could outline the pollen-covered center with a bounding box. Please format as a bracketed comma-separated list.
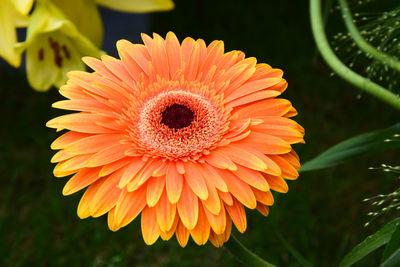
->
[161, 104, 195, 130]
[137, 90, 224, 159]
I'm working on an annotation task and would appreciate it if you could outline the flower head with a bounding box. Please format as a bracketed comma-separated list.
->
[47, 32, 305, 247]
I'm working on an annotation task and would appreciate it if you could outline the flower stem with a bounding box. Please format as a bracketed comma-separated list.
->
[310, 0, 400, 111]
[339, 0, 400, 74]
[224, 235, 276, 267]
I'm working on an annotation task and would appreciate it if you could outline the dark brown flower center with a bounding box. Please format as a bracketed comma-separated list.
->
[161, 104, 195, 130]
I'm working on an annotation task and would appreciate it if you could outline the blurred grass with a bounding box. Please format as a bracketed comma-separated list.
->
[1, 0, 399, 266]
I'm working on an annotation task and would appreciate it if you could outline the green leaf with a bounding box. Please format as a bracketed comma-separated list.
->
[339, 218, 400, 267]
[381, 224, 400, 267]
[300, 123, 400, 172]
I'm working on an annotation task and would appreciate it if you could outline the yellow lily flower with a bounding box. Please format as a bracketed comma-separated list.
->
[51, 0, 104, 47]
[0, 0, 33, 67]
[96, 0, 174, 13]
[16, 1, 101, 91]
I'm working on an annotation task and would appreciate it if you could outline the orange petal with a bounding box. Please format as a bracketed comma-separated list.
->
[175, 219, 190, 247]
[47, 113, 116, 134]
[222, 217, 232, 243]
[82, 56, 117, 81]
[99, 157, 132, 177]
[184, 40, 200, 81]
[52, 99, 117, 115]
[280, 151, 301, 170]
[252, 124, 304, 144]
[203, 200, 226, 235]
[165, 31, 182, 77]
[117, 40, 150, 76]
[202, 164, 228, 192]
[220, 58, 257, 95]
[117, 40, 147, 80]
[181, 37, 195, 67]
[69, 72, 129, 103]
[114, 186, 147, 229]
[151, 33, 169, 79]
[225, 77, 281, 103]
[53, 166, 77, 178]
[268, 79, 288, 93]
[225, 90, 281, 109]
[51, 132, 90, 150]
[183, 162, 208, 200]
[146, 177, 165, 207]
[64, 134, 125, 155]
[264, 174, 289, 193]
[215, 51, 240, 74]
[63, 167, 102, 195]
[252, 188, 274, 205]
[201, 40, 224, 74]
[284, 106, 298, 117]
[118, 158, 146, 188]
[176, 161, 185, 174]
[218, 145, 267, 172]
[101, 55, 134, 87]
[59, 78, 93, 101]
[177, 182, 199, 230]
[51, 149, 74, 163]
[254, 116, 305, 135]
[226, 118, 251, 139]
[234, 132, 291, 155]
[127, 159, 164, 191]
[160, 214, 179, 241]
[209, 217, 232, 247]
[155, 190, 176, 232]
[152, 161, 167, 177]
[225, 198, 247, 233]
[268, 155, 299, 180]
[107, 206, 117, 231]
[218, 190, 233, 206]
[209, 231, 224, 247]
[201, 176, 221, 215]
[89, 171, 122, 217]
[233, 98, 292, 119]
[246, 150, 282, 176]
[141, 206, 160, 245]
[54, 154, 92, 177]
[166, 162, 183, 204]
[77, 177, 106, 219]
[85, 143, 130, 167]
[141, 33, 153, 51]
[195, 38, 207, 77]
[190, 203, 210, 245]
[256, 203, 270, 216]
[205, 150, 237, 171]
[233, 165, 269, 191]
[217, 169, 256, 209]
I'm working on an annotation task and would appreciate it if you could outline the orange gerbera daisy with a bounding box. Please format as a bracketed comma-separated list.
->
[47, 32, 305, 247]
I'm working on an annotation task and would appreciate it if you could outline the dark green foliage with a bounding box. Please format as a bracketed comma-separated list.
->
[301, 123, 400, 172]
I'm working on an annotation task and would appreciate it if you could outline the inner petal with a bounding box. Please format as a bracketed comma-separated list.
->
[137, 90, 223, 159]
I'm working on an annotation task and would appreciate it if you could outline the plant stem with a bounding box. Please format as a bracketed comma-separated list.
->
[224, 235, 276, 267]
[310, 0, 400, 111]
[339, 0, 400, 74]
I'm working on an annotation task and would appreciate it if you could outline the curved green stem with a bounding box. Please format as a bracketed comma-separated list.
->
[224, 235, 275, 267]
[339, 0, 400, 74]
[310, 0, 400, 111]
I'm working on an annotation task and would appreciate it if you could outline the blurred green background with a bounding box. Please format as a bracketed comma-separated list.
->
[1, 0, 399, 266]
